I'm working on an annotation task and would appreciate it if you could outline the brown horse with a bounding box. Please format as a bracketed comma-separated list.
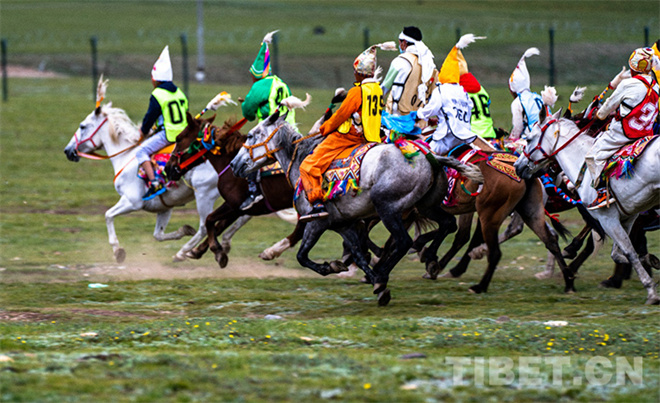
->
[165, 113, 305, 268]
[417, 145, 578, 294]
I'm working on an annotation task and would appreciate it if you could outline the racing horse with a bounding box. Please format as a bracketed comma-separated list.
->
[230, 96, 483, 305]
[165, 112, 306, 268]
[64, 102, 222, 263]
[412, 144, 580, 294]
[514, 109, 660, 305]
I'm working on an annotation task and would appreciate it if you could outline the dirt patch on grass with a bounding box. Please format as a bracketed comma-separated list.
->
[6, 65, 66, 78]
[85, 260, 313, 282]
[0, 311, 56, 322]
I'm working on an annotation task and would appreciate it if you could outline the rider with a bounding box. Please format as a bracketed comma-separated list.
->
[240, 30, 296, 211]
[136, 46, 189, 201]
[457, 50, 498, 141]
[416, 35, 483, 155]
[584, 47, 659, 210]
[381, 26, 437, 117]
[508, 47, 543, 141]
[298, 43, 387, 223]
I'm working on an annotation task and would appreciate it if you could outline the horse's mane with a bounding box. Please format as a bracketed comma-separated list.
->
[102, 105, 141, 144]
[218, 118, 247, 154]
[278, 123, 323, 164]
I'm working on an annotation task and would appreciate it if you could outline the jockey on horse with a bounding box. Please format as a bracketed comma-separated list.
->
[135, 46, 190, 201]
[239, 30, 297, 211]
[585, 47, 659, 209]
[298, 42, 396, 222]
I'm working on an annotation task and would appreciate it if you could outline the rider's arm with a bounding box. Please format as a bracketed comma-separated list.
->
[140, 95, 162, 136]
[596, 78, 637, 120]
[241, 79, 271, 122]
[416, 86, 441, 121]
[319, 86, 362, 135]
[509, 98, 524, 140]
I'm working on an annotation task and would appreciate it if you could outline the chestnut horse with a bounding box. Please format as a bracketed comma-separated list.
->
[416, 145, 580, 294]
[165, 113, 305, 267]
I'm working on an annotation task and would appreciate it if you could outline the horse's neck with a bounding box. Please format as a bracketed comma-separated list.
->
[102, 127, 140, 175]
[553, 121, 596, 195]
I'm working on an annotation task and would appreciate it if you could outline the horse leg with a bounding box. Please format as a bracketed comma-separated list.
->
[445, 219, 484, 279]
[370, 211, 415, 300]
[469, 218, 504, 294]
[296, 220, 348, 277]
[562, 225, 592, 259]
[337, 223, 378, 284]
[104, 196, 141, 263]
[205, 203, 241, 268]
[173, 187, 222, 261]
[153, 209, 196, 242]
[600, 216, 659, 304]
[221, 215, 251, 255]
[260, 220, 305, 260]
[423, 213, 473, 280]
[186, 236, 209, 259]
[469, 212, 524, 260]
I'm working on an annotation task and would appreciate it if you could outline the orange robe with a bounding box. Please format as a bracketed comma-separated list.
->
[300, 84, 368, 203]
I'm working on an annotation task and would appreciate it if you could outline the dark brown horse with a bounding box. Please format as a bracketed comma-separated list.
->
[165, 113, 304, 268]
[416, 145, 579, 294]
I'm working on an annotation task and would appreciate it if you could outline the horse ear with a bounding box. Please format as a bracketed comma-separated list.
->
[553, 108, 563, 120]
[207, 114, 216, 125]
[266, 109, 281, 126]
[539, 106, 547, 123]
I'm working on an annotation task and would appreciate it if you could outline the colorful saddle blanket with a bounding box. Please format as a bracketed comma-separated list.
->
[392, 138, 433, 163]
[137, 144, 176, 188]
[321, 142, 378, 201]
[603, 135, 657, 180]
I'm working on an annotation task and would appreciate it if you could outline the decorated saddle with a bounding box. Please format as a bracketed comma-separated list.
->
[321, 142, 378, 201]
[602, 135, 658, 180]
[137, 144, 176, 188]
[259, 161, 284, 177]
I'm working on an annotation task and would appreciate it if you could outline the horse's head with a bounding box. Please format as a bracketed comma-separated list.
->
[165, 111, 216, 181]
[230, 109, 287, 178]
[64, 104, 112, 162]
[514, 108, 563, 179]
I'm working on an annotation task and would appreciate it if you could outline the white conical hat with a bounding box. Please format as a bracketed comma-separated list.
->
[151, 46, 173, 82]
[509, 47, 539, 93]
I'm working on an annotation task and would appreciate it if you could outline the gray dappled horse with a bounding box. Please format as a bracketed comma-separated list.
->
[230, 104, 483, 306]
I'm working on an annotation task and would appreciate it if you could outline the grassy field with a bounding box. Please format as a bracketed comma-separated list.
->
[1, 72, 659, 401]
[1, 1, 660, 399]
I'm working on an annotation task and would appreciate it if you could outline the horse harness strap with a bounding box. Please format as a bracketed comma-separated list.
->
[526, 118, 596, 164]
[242, 124, 284, 162]
[75, 118, 144, 161]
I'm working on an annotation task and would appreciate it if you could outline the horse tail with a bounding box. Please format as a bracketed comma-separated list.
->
[432, 155, 484, 184]
[546, 212, 571, 242]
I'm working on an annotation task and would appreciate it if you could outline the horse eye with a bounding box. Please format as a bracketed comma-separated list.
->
[79, 124, 86, 131]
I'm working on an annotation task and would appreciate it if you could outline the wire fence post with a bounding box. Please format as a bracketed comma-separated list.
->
[195, 0, 205, 82]
[272, 32, 279, 76]
[548, 27, 555, 86]
[1, 39, 7, 102]
[456, 28, 461, 43]
[644, 26, 649, 47]
[363, 28, 369, 50]
[180, 33, 189, 96]
[90, 36, 98, 99]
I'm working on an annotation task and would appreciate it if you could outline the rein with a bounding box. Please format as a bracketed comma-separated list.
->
[74, 117, 143, 160]
[243, 123, 322, 165]
[524, 118, 595, 165]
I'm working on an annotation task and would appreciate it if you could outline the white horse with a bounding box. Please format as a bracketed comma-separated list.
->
[64, 103, 223, 263]
[514, 110, 660, 305]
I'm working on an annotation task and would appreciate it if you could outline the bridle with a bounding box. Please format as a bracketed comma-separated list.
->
[73, 116, 141, 160]
[523, 117, 595, 166]
[241, 124, 285, 162]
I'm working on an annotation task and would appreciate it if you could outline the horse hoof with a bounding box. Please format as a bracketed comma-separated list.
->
[644, 254, 660, 270]
[172, 252, 187, 262]
[599, 278, 622, 289]
[329, 260, 348, 273]
[422, 272, 437, 280]
[440, 272, 459, 279]
[645, 296, 660, 305]
[259, 251, 274, 261]
[336, 263, 359, 278]
[564, 288, 576, 294]
[114, 248, 126, 263]
[373, 282, 387, 295]
[185, 251, 202, 260]
[217, 253, 228, 269]
[359, 276, 370, 284]
[468, 246, 487, 260]
[221, 243, 232, 255]
[377, 288, 391, 306]
[181, 225, 197, 237]
[535, 271, 553, 280]
[469, 284, 485, 294]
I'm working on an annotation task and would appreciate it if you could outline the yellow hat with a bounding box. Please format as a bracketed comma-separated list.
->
[438, 34, 485, 84]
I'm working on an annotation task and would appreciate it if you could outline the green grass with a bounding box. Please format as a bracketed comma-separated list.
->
[1, 57, 659, 403]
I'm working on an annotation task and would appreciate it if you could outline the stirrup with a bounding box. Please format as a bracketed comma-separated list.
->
[240, 193, 264, 210]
